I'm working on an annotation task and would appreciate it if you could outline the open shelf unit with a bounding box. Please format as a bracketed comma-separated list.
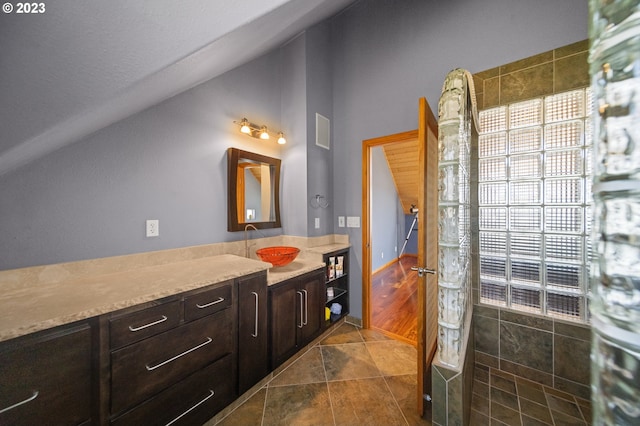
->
[323, 248, 349, 326]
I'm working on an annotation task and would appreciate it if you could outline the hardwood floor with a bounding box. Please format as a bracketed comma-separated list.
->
[371, 255, 418, 344]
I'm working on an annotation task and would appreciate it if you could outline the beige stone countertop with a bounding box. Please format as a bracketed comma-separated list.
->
[266, 257, 326, 286]
[0, 254, 269, 343]
[306, 243, 350, 255]
[265, 243, 349, 285]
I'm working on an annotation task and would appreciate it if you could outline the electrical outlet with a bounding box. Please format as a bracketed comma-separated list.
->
[146, 219, 159, 237]
[338, 216, 345, 227]
[315, 217, 320, 229]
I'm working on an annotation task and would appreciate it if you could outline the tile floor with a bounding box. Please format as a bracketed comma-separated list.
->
[471, 366, 592, 425]
[216, 322, 431, 426]
[214, 322, 592, 425]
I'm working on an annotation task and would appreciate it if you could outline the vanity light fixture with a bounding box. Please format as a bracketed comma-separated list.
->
[259, 126, 269, 140]
[234, 118, 287, 144]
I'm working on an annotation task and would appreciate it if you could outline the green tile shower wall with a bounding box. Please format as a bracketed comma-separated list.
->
[474, 39, 589, 108]
[473, 307, 591, 400]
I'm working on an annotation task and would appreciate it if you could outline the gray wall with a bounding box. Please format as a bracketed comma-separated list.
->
[0, 48, 289, 269]
[279, 33, 310, 238]
[370, 146, 400, 271]
[305, 22, 335, 237]
[330, 0, 588, 319]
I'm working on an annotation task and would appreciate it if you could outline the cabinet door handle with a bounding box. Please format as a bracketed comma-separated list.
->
[251, 291, 259, 338]
[302, 289, 309, 326]
[0, 390, 38, 414]
[165, 389, 215, 426]
[296, 291, 304, 328]
[146, 337, 212, 371]
[128, 315, 168, 332]
[196, 297, 225, 309]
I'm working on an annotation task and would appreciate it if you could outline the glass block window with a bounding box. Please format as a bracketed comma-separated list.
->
[478, 88, 592, 322]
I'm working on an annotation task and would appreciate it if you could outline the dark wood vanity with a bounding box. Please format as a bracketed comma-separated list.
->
[0, 273, 260, 426]
[0, 249, 348, 425]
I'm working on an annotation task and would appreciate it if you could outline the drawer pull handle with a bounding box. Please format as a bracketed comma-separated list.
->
[0, 390, 39, 414]
[165, 389, 215, 426]
[196, 297, 225, 309]
[251, 291, 259, 338]
[297, 291, 304, 328]
[146, 337, 213, 371]
[302, 289, 309, 326]
[128, 315, 168, 332]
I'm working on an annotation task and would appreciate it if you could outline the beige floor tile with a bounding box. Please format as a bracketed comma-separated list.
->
[217, 388, 266, 426]
[322, 342, 381, 381]
[384, 374, 432, 425]
[321, 323, 364, 345]
[366, 340, 417, 376]
[270, 347, 326, 387]
[358, 328, 393, 342]
[328, 377, 406, 426]
[262, 383, 334, 426]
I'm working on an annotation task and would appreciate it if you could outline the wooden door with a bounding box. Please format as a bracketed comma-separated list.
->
[361, 97, 438, 417]
[416, 97, 439, 416]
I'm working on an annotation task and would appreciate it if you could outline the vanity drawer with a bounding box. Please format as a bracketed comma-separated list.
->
[110, 300, 181, 350]
[110, 309, 233, 414]
[110, 354, 233, 426]
[0, 323, 93, 426]
[184, 281, 233, 322]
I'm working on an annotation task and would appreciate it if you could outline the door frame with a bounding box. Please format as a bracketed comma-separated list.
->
[361, 129, 419, 332]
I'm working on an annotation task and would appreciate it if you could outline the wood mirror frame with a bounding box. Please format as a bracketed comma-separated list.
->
[227, 148, 282, 232]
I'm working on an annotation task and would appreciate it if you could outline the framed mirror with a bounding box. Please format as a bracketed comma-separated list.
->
[227, 148, 282, 231]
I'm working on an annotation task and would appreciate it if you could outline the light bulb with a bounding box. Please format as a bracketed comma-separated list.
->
[260, 126, 270, 140]
[277, 132, 286, 145]
[240, 118, 251, 134]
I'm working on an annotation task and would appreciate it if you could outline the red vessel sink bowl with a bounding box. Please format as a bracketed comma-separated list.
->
[255, 246, 300, 267]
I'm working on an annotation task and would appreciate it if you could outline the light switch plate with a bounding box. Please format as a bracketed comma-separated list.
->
[315, 217, 320, 229]
[346, 216, 360, 228]
[338, 216, 345, 227]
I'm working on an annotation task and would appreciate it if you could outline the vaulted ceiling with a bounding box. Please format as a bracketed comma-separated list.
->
[0, 0, 355, 176]
[382, 138, 419, 215]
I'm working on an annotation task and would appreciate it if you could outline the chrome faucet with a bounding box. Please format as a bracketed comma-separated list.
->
[244, 224, 261, 258]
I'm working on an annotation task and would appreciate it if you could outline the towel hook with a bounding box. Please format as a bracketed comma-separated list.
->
[310, 194, 329, 209]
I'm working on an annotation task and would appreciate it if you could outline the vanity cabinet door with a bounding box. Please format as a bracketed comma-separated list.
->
[237, 273, 268, 394]
[298, 270, 324, 344]
[269, 279, 298, 368]
[0, 322, 93, 426]
[268, 269, 325, 369]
